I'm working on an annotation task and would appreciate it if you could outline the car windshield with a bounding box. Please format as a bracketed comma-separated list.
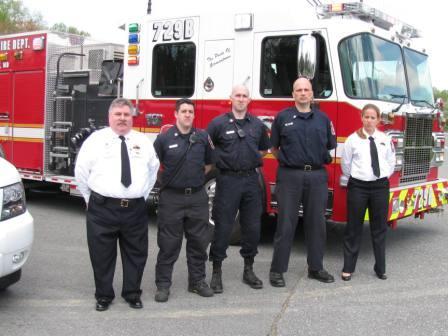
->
[339, 33, 407, 103]
[403, 47, 434, 107]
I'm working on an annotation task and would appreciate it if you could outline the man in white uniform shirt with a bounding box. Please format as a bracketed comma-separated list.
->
[75, 98, 159, 311]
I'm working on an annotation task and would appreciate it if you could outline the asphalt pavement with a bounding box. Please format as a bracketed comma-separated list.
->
[1, 163, 448, 336]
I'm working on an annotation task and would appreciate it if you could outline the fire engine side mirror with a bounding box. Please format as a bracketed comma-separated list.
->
[297, 34, 317, 80]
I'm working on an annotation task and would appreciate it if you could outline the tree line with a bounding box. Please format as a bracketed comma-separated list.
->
[0, 0, 89, 36]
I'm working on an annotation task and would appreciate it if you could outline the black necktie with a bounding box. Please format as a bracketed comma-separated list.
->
[119, 135, 132, 187]
[369, 136, 380, 178]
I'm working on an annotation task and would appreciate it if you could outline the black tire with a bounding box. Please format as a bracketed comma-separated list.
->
[0, 144, 5, 159]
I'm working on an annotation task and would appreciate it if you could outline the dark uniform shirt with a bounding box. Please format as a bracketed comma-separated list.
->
[154, 126, 214, 189]
[207, 112, 271, 171]
[271, 106, 336, 168]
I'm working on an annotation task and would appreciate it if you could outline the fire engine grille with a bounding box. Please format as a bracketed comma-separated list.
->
[399, 114, 433, 184]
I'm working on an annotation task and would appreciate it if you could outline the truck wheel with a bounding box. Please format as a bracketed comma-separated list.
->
[0, 144, 5, 159]
[205, 174, 241, 245]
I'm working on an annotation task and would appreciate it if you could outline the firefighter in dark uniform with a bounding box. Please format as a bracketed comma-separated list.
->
[153, 98, 214, 302]
[269, 77, 337, 287]
[207, 85, 271, 293]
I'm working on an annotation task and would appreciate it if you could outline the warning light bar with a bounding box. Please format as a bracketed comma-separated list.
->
[317, 2, 421, 38]
[127, 23, 141, 66]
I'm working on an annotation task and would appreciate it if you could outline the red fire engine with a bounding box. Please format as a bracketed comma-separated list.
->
[0, 31, 123, 186]
[1, 2, 447, 234]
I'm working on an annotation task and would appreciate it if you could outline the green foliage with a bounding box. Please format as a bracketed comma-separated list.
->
[0, 0, 89, 37]
[0, 0, 45, 33]
[434, 87, 448, 111]
[434, 87, 448, 131]
[51, 22, 90, 37]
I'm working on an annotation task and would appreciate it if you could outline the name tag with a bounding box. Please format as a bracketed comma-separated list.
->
[169, 144, 178, 149]
[284, 122, 293, 127]
[226, 130, 235, 134]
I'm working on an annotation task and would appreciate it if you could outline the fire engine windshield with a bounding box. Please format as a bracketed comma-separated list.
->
[339, 33, 407, 103]
[403, 48, 434, 107]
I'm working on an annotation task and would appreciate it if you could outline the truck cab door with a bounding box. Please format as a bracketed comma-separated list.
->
[0, 72, 12, 160]
[124, 16, 199, 135]
[11, 70, 45, 171]
[199, 39, 235, 126]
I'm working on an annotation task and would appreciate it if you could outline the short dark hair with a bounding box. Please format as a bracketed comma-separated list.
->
[175, 98, 195, 112]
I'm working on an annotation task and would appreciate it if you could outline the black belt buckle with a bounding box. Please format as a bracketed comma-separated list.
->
[304, 165, 312, 171]
[120, 199, 129, 207]
[185, 188, 192, 195]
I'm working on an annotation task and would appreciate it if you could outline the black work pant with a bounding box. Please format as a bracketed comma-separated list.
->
[86, 195, 148, 301]
[209, 172, 262, 262]
[343, 177, 389, 275]
[155, 188, 210, 288]
[271, 167, 328, 273]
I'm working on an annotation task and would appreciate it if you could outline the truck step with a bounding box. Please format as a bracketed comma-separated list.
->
[49, 152, 69, 158]
[52, 146, 69, 152]
[50, 128, 70, 133]
[53, 121, 73, 127]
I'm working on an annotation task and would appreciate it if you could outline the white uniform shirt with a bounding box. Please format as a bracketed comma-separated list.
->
[341, 129, 395, 182]
[75, 127, 160, 203]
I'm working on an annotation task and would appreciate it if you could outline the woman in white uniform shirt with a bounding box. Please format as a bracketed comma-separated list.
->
[341, 104, 395, 281]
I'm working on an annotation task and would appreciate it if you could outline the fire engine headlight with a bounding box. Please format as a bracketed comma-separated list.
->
[432, 133, 445, 149]
[434, 151, 445, 163]
[1, 182, 27, 221]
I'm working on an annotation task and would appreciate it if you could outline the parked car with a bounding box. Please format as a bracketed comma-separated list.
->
[0, 157, 34, 290]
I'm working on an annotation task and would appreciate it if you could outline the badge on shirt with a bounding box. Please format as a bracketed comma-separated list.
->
[284, 122, 293, 127]
[132, 144, 141, 155]
[169, 144, 179, 149]
[226, 130, 235, 135]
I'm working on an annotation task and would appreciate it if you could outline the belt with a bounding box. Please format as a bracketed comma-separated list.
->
[350, 177, 388, 184]
[282, 165, 322, 171]
[164, 186, 203, 195]
[219, 169, 256, 176]
[91, 191, 143, 208]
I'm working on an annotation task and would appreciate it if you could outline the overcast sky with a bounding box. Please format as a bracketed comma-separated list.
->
[21, 0, 448, 89]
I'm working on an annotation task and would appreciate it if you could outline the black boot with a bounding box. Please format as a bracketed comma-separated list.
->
[243, 257, 263, 289]
[210, 261, 223, 294]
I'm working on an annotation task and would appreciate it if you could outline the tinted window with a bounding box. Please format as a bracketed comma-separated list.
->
[260, 34, 332, 98]
[152, 42, 196, 97]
